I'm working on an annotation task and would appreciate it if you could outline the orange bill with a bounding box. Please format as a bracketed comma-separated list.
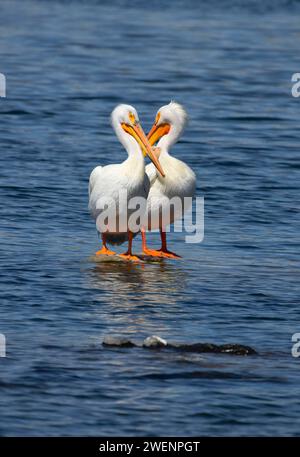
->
[147, 123, 170, 146]
[122, 122, 165, 177]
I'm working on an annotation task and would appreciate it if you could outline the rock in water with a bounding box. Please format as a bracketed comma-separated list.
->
[102, 336, 136, 348]
[101, 336, 257, 355]
[143, 335, 168, 348]
[218, 344, 257, 355]
[169, 342, 257, 355]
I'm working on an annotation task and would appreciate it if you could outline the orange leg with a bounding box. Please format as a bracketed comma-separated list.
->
[141, 228, 164, 258]
[119, 231, 140, 262]
[95, 234, 116, 256]
[157, 229, 181, 259]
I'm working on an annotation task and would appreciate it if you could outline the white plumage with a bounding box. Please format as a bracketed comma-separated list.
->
[142, 102, 196, 257]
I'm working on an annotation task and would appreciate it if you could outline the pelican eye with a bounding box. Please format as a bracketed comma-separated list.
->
[155, 112, 161, 125]
[128, 112, 136, 125]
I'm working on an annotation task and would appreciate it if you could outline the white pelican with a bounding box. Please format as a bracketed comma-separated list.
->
[89, 104, 165, 261]
[141, 102, 196, 258]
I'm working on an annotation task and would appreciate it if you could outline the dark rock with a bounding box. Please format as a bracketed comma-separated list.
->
[218, 344, 257, 355]
[168, 342, 257, 355]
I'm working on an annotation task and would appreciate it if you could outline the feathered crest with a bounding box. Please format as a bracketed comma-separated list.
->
[168, 100, 188, 126]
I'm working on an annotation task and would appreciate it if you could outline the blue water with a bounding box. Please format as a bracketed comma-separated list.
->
[1, 0, 300, 436]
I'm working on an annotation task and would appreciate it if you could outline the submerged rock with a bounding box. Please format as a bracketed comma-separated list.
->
[218, 344, 257, 356]
[169, 342, 257, 355]
[143, 335, 168, 348]
[102, 336, 136, 348]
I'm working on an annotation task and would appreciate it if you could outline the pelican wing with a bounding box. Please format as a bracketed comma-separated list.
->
[89, 166, 103, 196]
[88, 163, 132, 221]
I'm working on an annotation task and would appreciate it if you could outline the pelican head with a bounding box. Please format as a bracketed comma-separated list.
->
[147, 101, 188, 148]
[111, 104, 165, 177]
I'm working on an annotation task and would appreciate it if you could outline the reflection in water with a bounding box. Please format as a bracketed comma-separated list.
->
[85, 260, 187, 334]
[88, 260, 187, 305]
